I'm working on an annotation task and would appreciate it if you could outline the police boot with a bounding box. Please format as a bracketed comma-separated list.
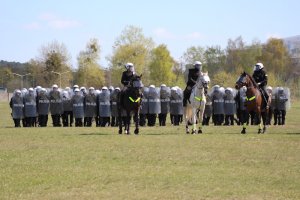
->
[282, 114, 286, 125]
[119, 91, 124, 107]
[183, 88, 190, 107]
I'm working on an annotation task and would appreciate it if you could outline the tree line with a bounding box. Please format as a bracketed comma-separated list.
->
[0, 25, 299, 97]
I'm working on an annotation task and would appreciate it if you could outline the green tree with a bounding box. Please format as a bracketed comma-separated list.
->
[211, 70, 238, 88]
[182, 46, 205, 65]
[204, 45, 226, 74]
[226, 36, 262, 73]
[259, 38, 292, 81]
[0, 67, 13, 90]
[27, 59, 47, 87]
[39, 41, 73, 88]
[148, 44, 175, 86]
[75, 38, 105, 88]
[107, 25, 154, 86]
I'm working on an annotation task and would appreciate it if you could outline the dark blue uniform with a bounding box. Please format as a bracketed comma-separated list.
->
[252, 69, 269, 105]
[183, 68, 200, 106]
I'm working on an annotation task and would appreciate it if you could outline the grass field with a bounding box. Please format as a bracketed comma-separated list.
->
[0, 101, 299, 200]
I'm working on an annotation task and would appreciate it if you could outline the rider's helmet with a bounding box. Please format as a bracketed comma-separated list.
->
[254, 63, 264, 72]
[194, 61, 202, 71]
[125, 63, 135, 73]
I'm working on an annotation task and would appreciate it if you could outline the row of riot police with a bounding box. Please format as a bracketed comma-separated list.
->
[268, 86, 290, 125]
[9, 84, 289, 128]
[201, 85, 290, 126]
[10, 85, 118, 127]
[139, 85, 184, 127]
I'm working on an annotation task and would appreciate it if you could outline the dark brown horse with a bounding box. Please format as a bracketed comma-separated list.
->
[118, 75, 143, 135]
[235, 72, 268, 134]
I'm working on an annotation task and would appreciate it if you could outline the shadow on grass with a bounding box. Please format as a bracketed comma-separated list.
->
[79, 132, 114, 136]
[286, 132, 300, 135]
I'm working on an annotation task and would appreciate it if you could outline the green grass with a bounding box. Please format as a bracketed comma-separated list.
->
[0, 101, 299, 199]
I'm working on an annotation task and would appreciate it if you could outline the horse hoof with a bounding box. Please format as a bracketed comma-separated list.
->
[263, 128, 266, 133]
[192, 130, 196, 134]
[198, 129, 202, 134]
[134, 129, 139, 134]
[241, 129, 246, 134]
[186, 130, 190, 134]
[258, 129, 262, 134]
[119, 130, 122, 134]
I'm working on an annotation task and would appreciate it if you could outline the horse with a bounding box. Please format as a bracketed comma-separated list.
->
[118, 75, 143, 135]
[235, 72, 269, 134]
[184, 72, 210, 134]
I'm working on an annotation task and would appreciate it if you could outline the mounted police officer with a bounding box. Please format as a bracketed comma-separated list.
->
[121, 63, 136, 87]
[120, 63, 137, 105]
[252, 63, 269, 107]
[183, 61, 202, 107]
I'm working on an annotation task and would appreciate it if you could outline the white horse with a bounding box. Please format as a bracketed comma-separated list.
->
[184, 72, 210, 134]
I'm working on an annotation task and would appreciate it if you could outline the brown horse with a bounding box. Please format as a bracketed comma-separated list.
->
[235, 72, 268, 134]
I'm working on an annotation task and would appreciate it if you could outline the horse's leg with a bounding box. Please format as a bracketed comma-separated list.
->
[184, 107, 190, 134]
[192, 108, 197, 134]
[118, 106, 122, 134]
[198, 104, 204, 134]
[257, 108, 262, 134]
[262, 111, 267, 133]
[134, 111, 139, 135]
[125, 111, 130, 134]
[241, 111, 246, 134]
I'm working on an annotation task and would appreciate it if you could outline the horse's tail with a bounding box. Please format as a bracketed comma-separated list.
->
[184, 105, 193, 122]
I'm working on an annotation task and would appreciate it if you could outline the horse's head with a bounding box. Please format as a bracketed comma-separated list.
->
[194, 72, 210, 94]
[235, 72, 249, 90]
[130, 74, 143, 96]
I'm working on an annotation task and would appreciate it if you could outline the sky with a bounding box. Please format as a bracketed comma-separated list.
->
[1, 0, 299, 68]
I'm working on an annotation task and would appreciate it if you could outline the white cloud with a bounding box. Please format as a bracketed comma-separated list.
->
[153, 28, 205, 42]
[39, 13, 57, 21]
[184, 32, 204, 40]
[153, 28, 176, 39]
[23, 12, 81, 30]
[48, 19, 80, 29]
[23, 22, 40, 30]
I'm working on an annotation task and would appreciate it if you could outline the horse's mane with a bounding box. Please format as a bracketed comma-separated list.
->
[245, 72, 258, 88]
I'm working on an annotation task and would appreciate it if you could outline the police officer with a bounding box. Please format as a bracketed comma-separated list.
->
[266, 86, 274, 125]
[49, 84, 63, 127]
[252, 63, 269, 106]
[183, 61, 202, 107]
[120, 63, 137, 105]
[37, 88, 50, 127]
[110, 87, 120, 127]
[10, 89, 24, 127]
[275, 87, 289, 125]
[121, 63, 136, 87]
[84, 87, 97, 127]
[98, 86, 111, 127]
[72, 88, 84, 127]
